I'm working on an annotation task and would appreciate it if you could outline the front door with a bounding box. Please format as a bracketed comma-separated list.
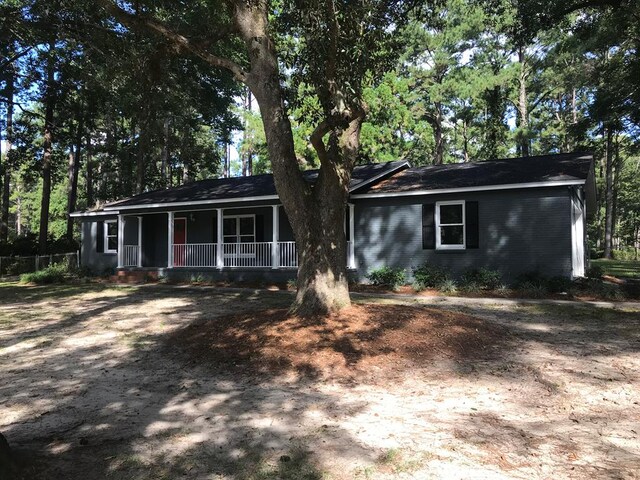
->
[173, 218, 187, 266]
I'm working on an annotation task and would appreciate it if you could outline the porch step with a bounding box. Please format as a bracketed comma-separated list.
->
[110, 270, 159, 284]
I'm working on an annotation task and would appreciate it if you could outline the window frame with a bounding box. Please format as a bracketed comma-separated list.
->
[222, 214, 257, 259]
[222, 214, 256, 244]
[104, 219, 118, 254]
[435, 200, 466, 250]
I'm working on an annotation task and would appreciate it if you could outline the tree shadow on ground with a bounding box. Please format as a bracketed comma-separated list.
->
[3, 286, 640, 479]
[1, 285, 373, 479]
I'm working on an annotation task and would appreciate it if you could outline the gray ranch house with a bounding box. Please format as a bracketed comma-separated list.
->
[71, 152, 595, 283]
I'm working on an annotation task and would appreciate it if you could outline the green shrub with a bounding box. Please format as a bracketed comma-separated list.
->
[367, 266, 406, 289]
[612, 248, 638, 261]
[595, 282, 625, 300]
[439, 279, 458, 294]
[517, 281, 548, 298]
[412, 263, 450, 289]
[514, 271, 548, 290]
[547, 275, 573, 294]
[20, 263, 70, 285]
[586, 265, 604, 279]
[460, 268, 501, 290]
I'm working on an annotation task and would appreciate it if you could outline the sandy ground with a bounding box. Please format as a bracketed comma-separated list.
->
[1, 283, 639, 479]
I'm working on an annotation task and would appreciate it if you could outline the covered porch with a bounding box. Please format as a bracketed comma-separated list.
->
[116, 204, 356, 271]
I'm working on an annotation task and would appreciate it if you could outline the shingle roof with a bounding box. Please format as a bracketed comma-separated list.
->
[104, 160, 408, 209]
[353, 153, 593, 194]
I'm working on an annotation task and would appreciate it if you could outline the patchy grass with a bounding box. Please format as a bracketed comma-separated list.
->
[592, 258, 640, 279]
[376, 448, 432, 474]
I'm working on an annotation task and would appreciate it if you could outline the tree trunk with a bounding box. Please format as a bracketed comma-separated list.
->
[38, 42, 56, 254]
[603, 126, 614, 259]
[86, 134, 94, 208]
[66, 117, 83, 240]
[234, 1, 356, 315]
[136, 123, 145, 194]
[247, 91, 253, 175]
[517, 46, 530, 157]
[241, 88, 249, 176]
[223, 143, 230, 178]
[432, 102, 444, 165]
[1, 63, 14, 242]
[161, 117, 170, 187]
[611, 133, 622, 251]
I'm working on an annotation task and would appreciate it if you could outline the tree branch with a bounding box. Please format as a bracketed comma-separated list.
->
[0, 47, 33, 73]
[310, 119, 331, 169]
[557, 0, 624, 17]
[97, 0, 248, 83]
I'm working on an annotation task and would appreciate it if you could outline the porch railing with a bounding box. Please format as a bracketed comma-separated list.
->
[123, 245, 141, 267]
[169, 241, 354, 269]
[223, 242, 272, 267]
[173, 243, 217, 267]
[278, 241, 297, 268]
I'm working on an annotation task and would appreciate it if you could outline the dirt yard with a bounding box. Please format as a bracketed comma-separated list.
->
[1, 283, 639, 479]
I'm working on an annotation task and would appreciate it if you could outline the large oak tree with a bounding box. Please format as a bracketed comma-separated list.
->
[97, 0, 417, 315]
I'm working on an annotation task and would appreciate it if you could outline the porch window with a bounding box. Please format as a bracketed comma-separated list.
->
[104, 220, 118, 254]
[435, 201, 465, 250]
[223, 215, 256, 243]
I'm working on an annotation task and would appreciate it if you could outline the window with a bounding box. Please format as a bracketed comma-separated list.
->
[436, 201, 465, 250]
[104, 220, 118, 254]
[223, 215, 255, 244]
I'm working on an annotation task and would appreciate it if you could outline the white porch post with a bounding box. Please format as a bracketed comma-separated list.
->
[272, 205, 280, 269]
[167, 211, 174, 268]
[137, 216, 143, 268]
[216, 208, 224, 269]
[348, 203, 356, 269]
[117, 214, 124, 268]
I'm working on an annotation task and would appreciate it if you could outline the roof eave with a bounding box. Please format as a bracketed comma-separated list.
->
[350, 179, 587, 199]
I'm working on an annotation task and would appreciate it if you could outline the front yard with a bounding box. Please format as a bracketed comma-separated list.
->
[1, 283, 639, 479]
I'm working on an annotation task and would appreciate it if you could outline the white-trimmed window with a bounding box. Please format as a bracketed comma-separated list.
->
[435, 200, 465, 250]
[104, 220, 118, 254]
[223, 215, 256, 244]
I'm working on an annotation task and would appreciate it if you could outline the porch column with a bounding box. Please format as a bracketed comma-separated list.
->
[271, 205, 280, 269]
[137, 216, 143, 268]
[216, 208, 223, 269]
[348, 203, 356, 269]
[117, 214, 124, 268]
[167, 211, 174, 268]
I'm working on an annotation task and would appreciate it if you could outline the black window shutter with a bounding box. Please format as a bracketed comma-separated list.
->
[465, 201, 479, 249]
[422, 204, 436, 249]
[255, 215, 265, 242]
[96, 221, 104, 253]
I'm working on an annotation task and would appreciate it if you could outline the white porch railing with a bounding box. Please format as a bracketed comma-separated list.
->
[223, 242, 272, 267]
[169, 241, 354, 269]
[173, 243, 217, 267]
[278, 241, 297, 268]
[123, 245, 140, 267]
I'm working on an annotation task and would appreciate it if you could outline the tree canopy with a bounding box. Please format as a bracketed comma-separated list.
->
[1, 0, 638, 310]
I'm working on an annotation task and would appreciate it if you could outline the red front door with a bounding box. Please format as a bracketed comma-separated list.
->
[173, 218, 187, 266]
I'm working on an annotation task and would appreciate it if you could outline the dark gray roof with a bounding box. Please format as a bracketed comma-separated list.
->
[353, 153, 593, 194]
[104, 160, 408, 209]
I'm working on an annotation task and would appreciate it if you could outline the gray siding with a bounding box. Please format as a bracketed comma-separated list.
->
[353, 187, 573, 282]
[80, 218, 118, 273]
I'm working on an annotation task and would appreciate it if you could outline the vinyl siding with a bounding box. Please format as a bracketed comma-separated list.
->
[353, 187, 573, 282]
[80, 217, 118, 273]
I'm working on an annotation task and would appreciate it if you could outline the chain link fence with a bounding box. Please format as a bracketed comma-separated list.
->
[0, 251, 80, 277]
